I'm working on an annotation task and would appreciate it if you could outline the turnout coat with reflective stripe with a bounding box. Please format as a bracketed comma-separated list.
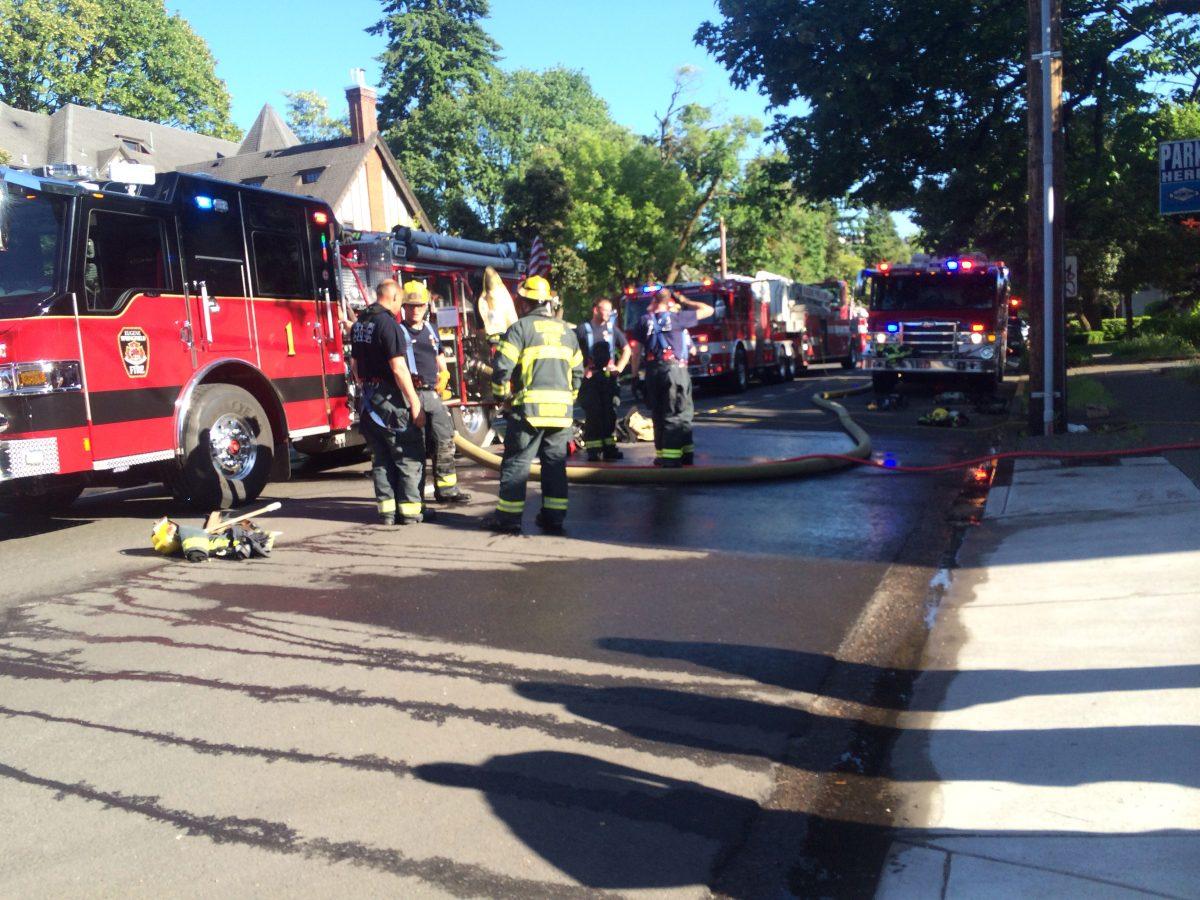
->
[493, 311, 584, 428]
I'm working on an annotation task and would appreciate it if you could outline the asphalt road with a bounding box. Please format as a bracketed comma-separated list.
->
[0, 368, 997, 897]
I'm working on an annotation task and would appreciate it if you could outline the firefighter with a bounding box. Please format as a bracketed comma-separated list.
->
[633, 288, 714, 467]
[575, 297, 631, 461]
[398, 281, 472, 506]
[482, 275, 584, 535]
[349, 280, 427, 525]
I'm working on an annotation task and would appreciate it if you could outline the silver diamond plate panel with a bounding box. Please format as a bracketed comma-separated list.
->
[0, 438, 61, 480]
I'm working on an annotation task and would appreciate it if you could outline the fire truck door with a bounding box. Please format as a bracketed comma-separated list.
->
[178, 185, 255, 360]
[74, 199, 195, 463]
[305, 213, 345, 428]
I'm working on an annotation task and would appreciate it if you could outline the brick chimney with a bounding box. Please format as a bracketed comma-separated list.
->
[346, 68, 378, 144]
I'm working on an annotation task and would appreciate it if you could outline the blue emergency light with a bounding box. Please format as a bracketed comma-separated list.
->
[886, 323, 899, 333]
[945, 259, 959, 271]
[194, 195, 214, 210]
[641, 283, 662, 294]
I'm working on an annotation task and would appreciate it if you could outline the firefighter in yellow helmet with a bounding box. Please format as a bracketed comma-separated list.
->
[398, 281, 471, 506]
[482, 275, 584, 535]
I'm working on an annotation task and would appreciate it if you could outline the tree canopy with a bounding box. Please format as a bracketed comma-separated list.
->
[0, 0, 239, 139]
[697, 0, 1200, 265]
[283, 91, 349, 143]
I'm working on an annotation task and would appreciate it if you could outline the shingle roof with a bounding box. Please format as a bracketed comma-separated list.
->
[0, 100, 240, 172]
[237, 104, 300, 154]
[178, 133, 432, 231]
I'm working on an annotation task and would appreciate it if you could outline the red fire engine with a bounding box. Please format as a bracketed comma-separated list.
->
[0, 164, 351, 512]
[0, 164, 523, 514]
[622, 276, 788, 391]
[336, 227, 525, 447]
[856, 253, 1011, 393]
[751, 272, 866, 376]
[621, 273, 865, 391]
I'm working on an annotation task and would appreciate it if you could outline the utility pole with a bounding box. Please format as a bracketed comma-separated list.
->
[1027, 0, 1066, 435]
[719, 216, 729, 279]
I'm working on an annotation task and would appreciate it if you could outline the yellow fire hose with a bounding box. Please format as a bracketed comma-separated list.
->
[452, 382, 874, 484]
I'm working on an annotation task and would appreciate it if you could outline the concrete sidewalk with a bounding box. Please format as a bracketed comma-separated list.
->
[875, 456, 1200, 898]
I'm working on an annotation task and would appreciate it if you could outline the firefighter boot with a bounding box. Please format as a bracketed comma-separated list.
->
[535, 511, 564, 536]
[481, 513, 522, 535]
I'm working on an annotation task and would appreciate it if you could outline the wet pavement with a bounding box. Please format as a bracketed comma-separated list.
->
[0, 369, 1000, 896]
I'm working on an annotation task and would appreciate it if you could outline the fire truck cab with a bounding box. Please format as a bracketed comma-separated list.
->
[857, 253, 1011, 394]
[754, 273, 865, 376]
[0, 164, 347, 512]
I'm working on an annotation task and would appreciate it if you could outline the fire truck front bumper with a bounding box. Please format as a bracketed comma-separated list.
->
[860, 357, 998, 374]
[0, 437, 62, 482]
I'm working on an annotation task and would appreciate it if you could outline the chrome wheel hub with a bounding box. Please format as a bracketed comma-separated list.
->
[209, 414, 257, 479]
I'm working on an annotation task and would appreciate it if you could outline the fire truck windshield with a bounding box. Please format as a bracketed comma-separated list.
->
[0, 184, 66, 303]
[871, 272, 997, 311]
[623, 298, 650, 330]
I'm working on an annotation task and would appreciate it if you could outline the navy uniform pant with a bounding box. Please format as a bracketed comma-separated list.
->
[646, 360, 694, 463]
[417, 389, 461, 499]
[495, 413, 570, 525]
[361, 409, 425, 522]
[578, 371, 620, 453]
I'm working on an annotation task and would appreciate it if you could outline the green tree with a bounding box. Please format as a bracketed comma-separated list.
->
[858, 206, 910, 267]
[282, 91, 349, 143]
[0, 0, 239, 139]
[715, 153, 831, 280]
[370, 0, 499, 129]
[696, 0, 1200, 260]
[652, 72, 761, 280]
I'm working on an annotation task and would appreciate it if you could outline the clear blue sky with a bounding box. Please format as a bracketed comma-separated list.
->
[168, 0, 777, 138]
[168, 0, 915, 236]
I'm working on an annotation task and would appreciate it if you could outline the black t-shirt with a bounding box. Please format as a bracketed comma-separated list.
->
[402, 321, 442, 386]
[575, 319, 629, 369]
[351, 304, 407, 381]
[637, 310, 698, 360]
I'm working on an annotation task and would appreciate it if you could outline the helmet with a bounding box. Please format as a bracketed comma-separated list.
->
[401, 281, 430, 306]
[151, 517, 181, 555]
[517, 275, 554, 303]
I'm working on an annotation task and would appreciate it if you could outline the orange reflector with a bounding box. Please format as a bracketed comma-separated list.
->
[83, 437, 91, 452]
[17, 369, 47, 388]
[971, 323, 986, 332]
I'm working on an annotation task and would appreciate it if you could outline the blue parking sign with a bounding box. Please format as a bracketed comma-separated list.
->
[1160, 138, 1200, 215]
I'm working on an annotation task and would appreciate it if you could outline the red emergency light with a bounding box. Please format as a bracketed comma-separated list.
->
[624, 286, 637, 295]
[1010, 297, 1021, 308]
[960, 259, 975, 271]
[312, 211, 329, 226]
[701, 277, 714, 286]
[878, 262, 891, 273]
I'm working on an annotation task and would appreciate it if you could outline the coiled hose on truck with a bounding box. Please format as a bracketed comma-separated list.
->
[451, 383, 875, 485]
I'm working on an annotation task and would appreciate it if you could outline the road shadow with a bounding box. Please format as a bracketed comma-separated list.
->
[596, 637, 1200, 712]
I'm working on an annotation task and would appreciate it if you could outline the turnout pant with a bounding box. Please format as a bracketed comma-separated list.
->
[495, 413, 571, 526]
[578, 371, 620, 452]
[417, 389, 462, 498]
[646, 360, 694, 463]
[361, 409, 425, 521]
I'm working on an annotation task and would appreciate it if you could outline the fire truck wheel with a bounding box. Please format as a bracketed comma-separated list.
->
[842, 343, 859, 370]
[452, 404, 494, 447]
[730, 350, 749, 393]
[171, 384, 274, 510]
[0, 478, 86, 516]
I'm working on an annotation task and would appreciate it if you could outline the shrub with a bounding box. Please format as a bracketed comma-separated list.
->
[1108, 333, 1197, 360]
[1100, 317, 1148, 340]
[1067, 331, 1105, 346]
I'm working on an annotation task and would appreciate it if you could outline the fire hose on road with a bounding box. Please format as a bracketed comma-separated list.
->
[453, 377, 1200, 484]
[452, 384, 875, 484]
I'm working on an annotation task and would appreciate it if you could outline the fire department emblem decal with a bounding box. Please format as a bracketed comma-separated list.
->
[118, 327, 150, 378]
